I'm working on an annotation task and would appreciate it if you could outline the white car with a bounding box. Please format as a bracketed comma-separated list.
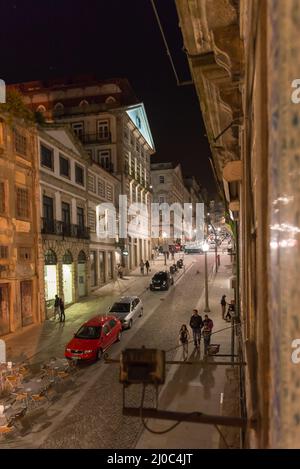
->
[108, 296, 143, 329]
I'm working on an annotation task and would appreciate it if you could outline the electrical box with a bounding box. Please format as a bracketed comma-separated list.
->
[120, 348, 166, 385]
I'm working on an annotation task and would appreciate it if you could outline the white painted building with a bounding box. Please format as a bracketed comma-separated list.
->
[13, 78, 155, 272]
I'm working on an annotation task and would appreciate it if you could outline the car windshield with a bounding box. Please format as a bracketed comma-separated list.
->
[110, 302, 130, 313]
[75, 325, 101, 339]
[154, 272, 167, 280]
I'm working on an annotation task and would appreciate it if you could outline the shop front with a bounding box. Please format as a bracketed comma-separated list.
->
[62, 250, 73, 305]
[77, 250, 87, 298]
[44, 249, 58, 309]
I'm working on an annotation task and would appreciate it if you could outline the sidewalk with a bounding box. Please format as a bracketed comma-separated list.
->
[2, 254, 184, 368]
[135, 254, 240, 449]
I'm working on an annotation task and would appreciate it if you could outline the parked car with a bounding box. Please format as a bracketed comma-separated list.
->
[65, 315, 122, 362]
[108, 296, 143, 329]
[184, 245, 203, 254]
[150, 271, 174, 291]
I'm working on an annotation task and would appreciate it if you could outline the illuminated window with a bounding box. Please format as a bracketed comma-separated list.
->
[88, 173, 96, 193]
[88, 209, 96, 232]
[0, 246, 8, 259]
[106, 183, 113, 202]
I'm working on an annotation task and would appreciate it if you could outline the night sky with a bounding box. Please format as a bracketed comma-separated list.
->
[0, 0, 215, 194]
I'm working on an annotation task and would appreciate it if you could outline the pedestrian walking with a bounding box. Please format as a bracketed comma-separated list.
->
[221, 294, 227, 320]
[117, 264, 123, 279]
[59, 298, 65, 322]
[202, 314, 214, 355]
[53, 294, 60, 320]
[145, 260, 150, 275]
[179, 324, 190, 361]
[140, 259, 145, 275]
[189, 309, 203, 349]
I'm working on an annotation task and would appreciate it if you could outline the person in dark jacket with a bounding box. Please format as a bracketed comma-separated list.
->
[145, 260, 150, 275]
[53, 295, 60, 320]
[189, 309, 203, 348]
[59, 298, 65, 322]
[221, 295, 227, 320]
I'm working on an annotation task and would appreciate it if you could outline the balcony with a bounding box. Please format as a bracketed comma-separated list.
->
[78, 132, 112, 145]
[41, 218, 90, 240]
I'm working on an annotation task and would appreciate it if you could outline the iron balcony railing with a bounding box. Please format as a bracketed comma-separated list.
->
[41, 218, 90, 240]
[78, 132, 112, 145]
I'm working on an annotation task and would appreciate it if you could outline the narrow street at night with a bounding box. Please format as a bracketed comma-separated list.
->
[1, 252, 237, 449]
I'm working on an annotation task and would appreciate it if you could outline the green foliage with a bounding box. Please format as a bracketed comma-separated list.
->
[0, 88, 35, 124]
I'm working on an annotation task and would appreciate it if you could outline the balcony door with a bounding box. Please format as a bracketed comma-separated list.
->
[62, 202, 71, 236]
[43, 196, 54, 233]
[97, 120, 109, 140]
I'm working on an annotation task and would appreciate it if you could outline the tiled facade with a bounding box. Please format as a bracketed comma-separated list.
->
[0, 113, 44, 336]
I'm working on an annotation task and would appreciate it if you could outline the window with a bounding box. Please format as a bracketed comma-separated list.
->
[88, 209, 96, 232]
[77, 207, 84, 227]
[136, 140, 140, 152]
[62, 202, 71, 225]
[88, 173, 96, 193]
[16, 187, 29, 219]
[75, 164, 84, 185]
[97, 120, 110, 140]
[40, 145, 54, 170]
[159, 195, 165, 204]
[79, 100, 89, 107]
[0, 121, 4, 145]
[71, 122, 84, 139]
[130, 133, 134, 146]
[59, 155, 70, 178]
[106, 183, 113, 201]
[123, 126, 129, 140]
[159, 175, 165, 184]
[109, 319, 116, 328]
[98, 179, 105, 198]
[0, 246, 8, 259]
[97, 150, 112, 171]
[0, 182, 5, 214]
[14, 129, 27, 156]
[36, 105, 46, 113]
[54, 102, 64, 112]
[19, 247, 32, 261]
[103, 324, 110, 335]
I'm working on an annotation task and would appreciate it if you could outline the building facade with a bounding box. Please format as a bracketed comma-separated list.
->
[176, 0, 300, 449]
[39, 125, 119, 315]
[151, 162, 190, 247]
[0, 113, 44, 336]
[11, 78, 155, 272]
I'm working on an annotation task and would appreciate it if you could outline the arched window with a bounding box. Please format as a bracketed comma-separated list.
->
[78, 250, 87, 263]
[54, 102, 64, 111]
[79, 100, 89, 107]
[36, 105, 46, 113]
[62, 250, 73, 264]
[44, 249, 57, 265]
[105, 96, 116, 104]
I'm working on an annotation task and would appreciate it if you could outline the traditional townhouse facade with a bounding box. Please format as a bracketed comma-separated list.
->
[183, 176, 205, 241]
[38, 125, 120, 317]
[151, 162, 190, 247]
[0, 113, 44, 336]
[11, 77, 155, 272]
[87, 161, 120, 290]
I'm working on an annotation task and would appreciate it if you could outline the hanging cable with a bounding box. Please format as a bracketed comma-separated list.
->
[149, 0, 193, 87]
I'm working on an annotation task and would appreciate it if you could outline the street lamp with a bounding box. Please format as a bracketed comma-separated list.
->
[202, 242, 210, 313]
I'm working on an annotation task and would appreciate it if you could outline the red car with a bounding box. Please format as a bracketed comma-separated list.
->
[65, 315, 122, 362]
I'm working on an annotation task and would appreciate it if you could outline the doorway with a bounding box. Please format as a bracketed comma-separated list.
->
[62, 250, 73, 305]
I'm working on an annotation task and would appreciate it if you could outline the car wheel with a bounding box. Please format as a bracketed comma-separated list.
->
[128, 319, 133, 329]
[116, 331, 121, 342]
[97, 349, 103, 360]
[139, 308, 143, 317]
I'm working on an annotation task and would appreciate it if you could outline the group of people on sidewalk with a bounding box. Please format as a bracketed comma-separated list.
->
[53, 295, 65, 322]
[179, 309, 214, 360]
[140, 259, 151, 275]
